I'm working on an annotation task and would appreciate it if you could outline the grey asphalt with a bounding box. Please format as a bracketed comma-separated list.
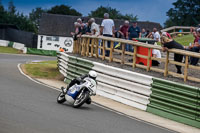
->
[0, 53, 176, 133]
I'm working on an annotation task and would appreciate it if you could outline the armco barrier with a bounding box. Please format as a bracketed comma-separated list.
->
[57, 52, 153, 110]
[27, 48, 57, 56]
[57, 52, 200, 128]
[147, 78, 200, 128]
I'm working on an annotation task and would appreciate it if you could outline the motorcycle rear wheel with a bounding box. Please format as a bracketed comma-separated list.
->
[57, 92, 66, 104]
[73, 91, 90, 108]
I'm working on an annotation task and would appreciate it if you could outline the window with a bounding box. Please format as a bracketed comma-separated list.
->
[46, 36, 59, 41]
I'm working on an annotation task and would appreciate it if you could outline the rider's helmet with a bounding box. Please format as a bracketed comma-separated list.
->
[89, 70, 97, 80]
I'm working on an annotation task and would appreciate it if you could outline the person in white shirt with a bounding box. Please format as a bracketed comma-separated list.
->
[90, 18, 100, 36]
[152, 43, 161, 66]
[152, 28, 160, 42]
[100, 13, 115, 56]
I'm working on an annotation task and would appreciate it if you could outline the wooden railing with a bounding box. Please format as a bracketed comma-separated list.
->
[73, 35, 200, 83]
[161, 26, 193, 36]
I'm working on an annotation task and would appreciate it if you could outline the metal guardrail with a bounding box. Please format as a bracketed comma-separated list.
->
[73, 35, 200, 83]
[57, 52, 153, 110]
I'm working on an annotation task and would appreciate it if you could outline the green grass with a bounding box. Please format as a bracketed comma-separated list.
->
[0, 46, 22, 54]
[174, 34, 194, 46]
[23, 60, 63, 80]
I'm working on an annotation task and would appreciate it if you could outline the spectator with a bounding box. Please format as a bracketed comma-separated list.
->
[152, 44, 161, 66]
[100, 13, 115, 56]
[126, 21, 141, 52]
[146, 30, 150, 37]
[71, 22, 81, 40]
[152, 28, 160, 42]
[161, 36, 184, 74]
[162, 32, 172, 39]
[77, 18, 87, 34]
[90, 18, 100, 35]
[86, 19, 92, 35]
[185, 29, 200, 65]
[141, 28, 147, 38]
[119, 20, 129, 39]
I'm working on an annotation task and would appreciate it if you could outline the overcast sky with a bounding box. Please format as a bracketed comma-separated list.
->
[2, 0, 177, 25]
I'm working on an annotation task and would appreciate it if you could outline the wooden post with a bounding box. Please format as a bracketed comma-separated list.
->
[121, 43, 125, 64]
[184, 55, 189, 82]
[164, 51, 169, 76]
[95, 39, 99, 58]
[81, 38, 84, 55]
[102, 40, 105, 60]
[133, 45, 137, 68]
[73, 40, 76, 54]
[147, 48, 151, 71]
[91, 39, 94, 57]
[86, 38, 90, 56]
[109, 41, 114, 62]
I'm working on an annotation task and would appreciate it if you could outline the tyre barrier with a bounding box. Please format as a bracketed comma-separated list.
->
[57, 52, 200, 128]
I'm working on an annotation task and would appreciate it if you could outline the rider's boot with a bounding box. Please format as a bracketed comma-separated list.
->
[86, 97, 92, 104]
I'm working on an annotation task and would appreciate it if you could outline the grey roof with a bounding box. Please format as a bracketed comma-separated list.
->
[38, 13, 162, 37]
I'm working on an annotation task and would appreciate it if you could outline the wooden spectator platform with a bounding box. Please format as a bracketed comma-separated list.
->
[73, 35, 200, 83]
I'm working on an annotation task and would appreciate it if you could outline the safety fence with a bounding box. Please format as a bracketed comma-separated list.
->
[57, 53, 200, 128]
[57, 52, 153, 110]
[147, 78, 200, 128]
[26, 48, 57, 56]
[73, 35, 200, 83]
[0, 39, 25, 50]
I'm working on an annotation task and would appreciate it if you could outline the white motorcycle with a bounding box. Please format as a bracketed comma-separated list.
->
[57, 77, 97, 108]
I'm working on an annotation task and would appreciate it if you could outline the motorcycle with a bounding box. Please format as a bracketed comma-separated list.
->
[57, 77, 97, 108]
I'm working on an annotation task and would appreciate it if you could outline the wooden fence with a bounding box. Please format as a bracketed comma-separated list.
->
[73, 35, 200, 83]
[161, 26, 193, 36]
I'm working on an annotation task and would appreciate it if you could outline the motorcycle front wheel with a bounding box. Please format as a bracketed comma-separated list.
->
[57, 92, 66, 104]
[73, 91, 90, 108]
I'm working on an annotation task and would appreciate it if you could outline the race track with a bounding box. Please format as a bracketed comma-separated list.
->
[0, 53, 176, 133]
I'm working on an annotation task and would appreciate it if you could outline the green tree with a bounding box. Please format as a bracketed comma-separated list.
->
[8, 0, 16, 15]
[47, 5, 82, 16]
[165, 0, 200, 27]
[88, 6, 138, 21]
[29, 7, 46, 28]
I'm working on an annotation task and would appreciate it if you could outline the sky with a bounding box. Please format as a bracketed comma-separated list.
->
[1, 0, 177, 26]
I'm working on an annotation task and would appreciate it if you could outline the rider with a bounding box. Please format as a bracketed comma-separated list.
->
[61, 70, 97, 104]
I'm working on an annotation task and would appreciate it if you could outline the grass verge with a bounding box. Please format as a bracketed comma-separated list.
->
[22, 60, 64, 80]
[0, 46, 22, 54]
[174, 34, 194, 46]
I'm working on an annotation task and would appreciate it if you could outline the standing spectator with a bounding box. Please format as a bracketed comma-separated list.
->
[185, 29, 200, 65]
[100, 13, 115, 56]
[161, 36, 184, 74]
[119, 20, 129, 39]
[90, 18, 100, 35]
[126, 21, 141, 52]
[85, 19, 92, 35]
[152, 43, 161, 66]
[71, 22, 81, 40]
[77, 18, 87, 35]
[152, 28, 160, 42]
[141, 28, 147, 38]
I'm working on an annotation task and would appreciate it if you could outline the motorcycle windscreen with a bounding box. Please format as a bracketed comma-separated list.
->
[67, 85, 80, 100]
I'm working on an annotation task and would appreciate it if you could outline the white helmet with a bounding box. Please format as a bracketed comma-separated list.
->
[89, 70, 97, 80]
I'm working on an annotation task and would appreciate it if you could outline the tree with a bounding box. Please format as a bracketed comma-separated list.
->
[88, 6, 138, 21]
[47, 5, 82, 16]
[164, 0, 200, 27]
[8, 0, 16, 15]
[29, 7, 46, 28]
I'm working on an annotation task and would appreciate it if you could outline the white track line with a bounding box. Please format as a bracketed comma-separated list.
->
[17, 63, 60, 92]
[17, 63, 177, 133]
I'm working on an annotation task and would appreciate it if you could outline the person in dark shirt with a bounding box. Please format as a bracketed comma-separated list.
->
[126, 21, 141, 52]
[161, 36, 184, 74]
